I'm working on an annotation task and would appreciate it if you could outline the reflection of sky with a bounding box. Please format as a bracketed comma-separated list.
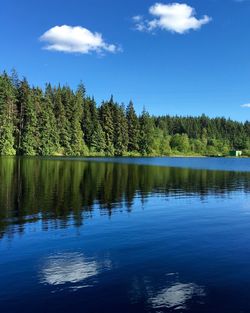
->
[150, 282, 205, 310]
[40, 252, 99, 288]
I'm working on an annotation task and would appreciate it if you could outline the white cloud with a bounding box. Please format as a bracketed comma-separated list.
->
[132, 16, 147, 31]
[241, 103, 250, 108]
[132, 15, 144, 22]
[40, 25, 119, 54]
[133, 3, 212, 34]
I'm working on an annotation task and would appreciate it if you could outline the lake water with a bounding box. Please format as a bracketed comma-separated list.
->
[0, 157, 250, 313]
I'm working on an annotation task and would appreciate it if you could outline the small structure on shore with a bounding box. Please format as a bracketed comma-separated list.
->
[229, 150, 242, 157]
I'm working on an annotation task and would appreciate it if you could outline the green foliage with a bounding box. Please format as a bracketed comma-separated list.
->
[139, 108, 154, 155]
[0, 74, 16, 155]
[151, 128, 171, 155]
[99, 98, 115, 155]
[243, 150, 250, 157]
[70, 85, 88, 156]
[91, 122, 106, 153]
[114, 104, 128, 156]
[0, 70, 249, 157]
[82, 97, 94, 148]
[126, 101, 139, 152]
[170, 134, 190, 153]
[54, 86, 71, 154]
[19, 81, 38, 155]
[38, 94, 60, 156]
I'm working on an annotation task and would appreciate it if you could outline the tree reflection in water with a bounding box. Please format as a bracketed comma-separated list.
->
[0, 157, 249, 238]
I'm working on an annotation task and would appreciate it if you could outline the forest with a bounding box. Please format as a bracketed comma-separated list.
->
[0, 70, 249, 157]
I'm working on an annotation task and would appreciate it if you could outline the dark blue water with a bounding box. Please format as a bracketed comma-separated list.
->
[0, 157, 250, 313]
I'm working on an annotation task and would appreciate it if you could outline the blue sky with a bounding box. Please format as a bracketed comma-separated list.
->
[1, 0, 250, 121]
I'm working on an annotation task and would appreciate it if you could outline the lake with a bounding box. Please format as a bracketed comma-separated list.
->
[0, 157, 250, 313]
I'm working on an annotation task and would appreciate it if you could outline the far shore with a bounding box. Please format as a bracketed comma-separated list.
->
[0, 154, 249, 158]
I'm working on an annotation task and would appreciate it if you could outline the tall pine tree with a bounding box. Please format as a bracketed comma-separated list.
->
[114, 104, 128, 156]
[126, 101, 139, 152]
[38, 88, 59, 156]
[53, 86, 71, 154]
[19, 80, 38, 155]
[71, 84, 88, 155]
[139, 108, 154, 155]
[0, 73, 16, 155]
[100, 98, 115, 155]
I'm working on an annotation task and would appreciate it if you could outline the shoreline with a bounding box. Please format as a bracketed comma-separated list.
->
[0, 155, 249, 159]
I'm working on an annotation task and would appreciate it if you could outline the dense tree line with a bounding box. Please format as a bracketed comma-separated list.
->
[0, 71, 249, 156]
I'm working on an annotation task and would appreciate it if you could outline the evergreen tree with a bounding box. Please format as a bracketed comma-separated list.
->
[113, 104, 128, 156]
[16, 78, 28, 153]
[71, 84, 87, 155]
[54, 86, 71, 154]
[82, 97, 96, 148]
[60, 86, 76, 155]
[99, 99, 115, 155]
[91, 122, 106, 153]
[0, 73, 16, 155]
[126, 101, 139, 152]
[0, 70, 249, 157]
[81, 96, 106, 153]
[44, 83, 54, 104]
[139, 108, 154, 155]
[38, 92, 59, 156]
[20, 81, 38, 155]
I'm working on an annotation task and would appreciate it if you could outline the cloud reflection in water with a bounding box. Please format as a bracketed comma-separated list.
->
[150, 282, 205, 310]
[40, 252, 103, 290]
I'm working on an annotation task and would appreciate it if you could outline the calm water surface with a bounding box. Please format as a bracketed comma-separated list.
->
[0, 157, 250, 313]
